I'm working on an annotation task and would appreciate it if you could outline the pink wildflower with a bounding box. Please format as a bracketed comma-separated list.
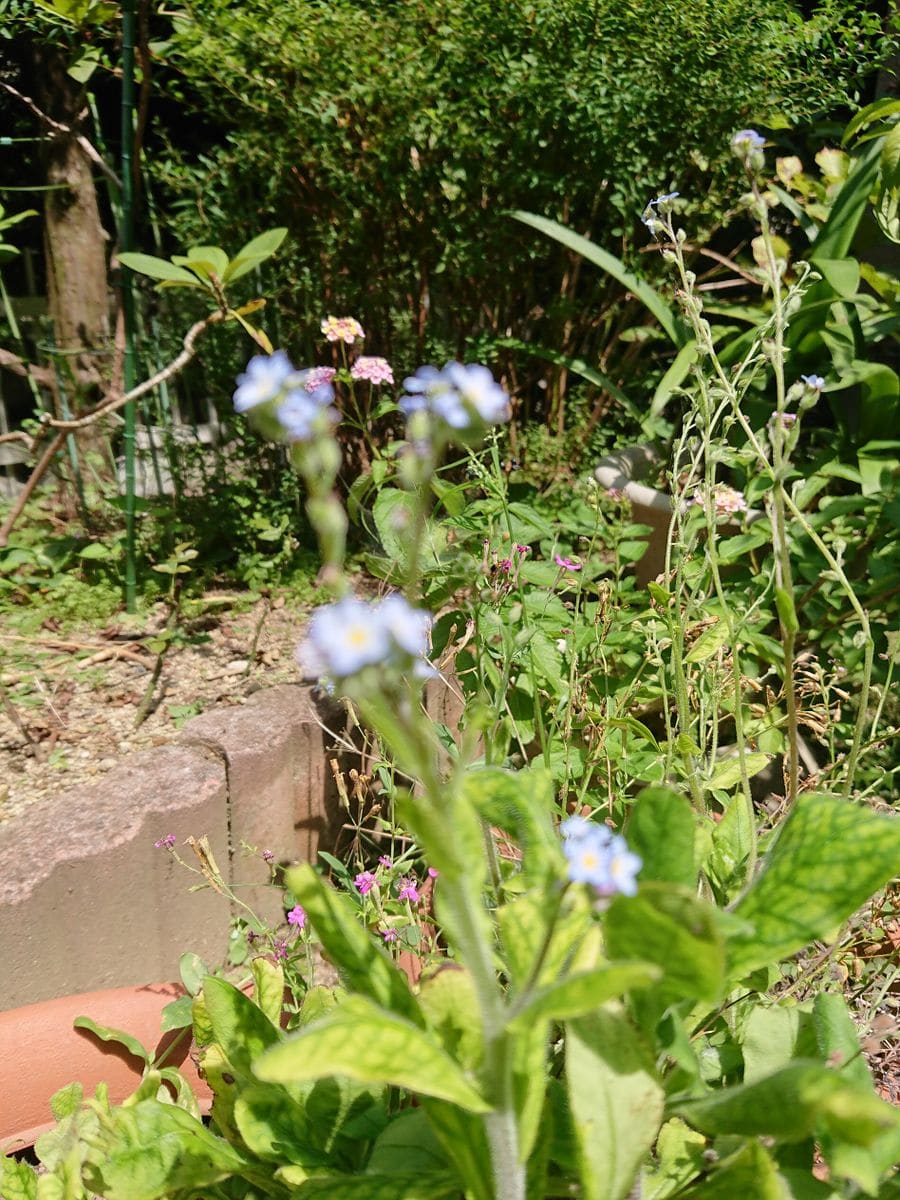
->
[398, 880, 420, 904]
[304, 366, 336, 392]
[321, 315, 365, 344]
[555, 555, 582, 572]
[427, 867, 439, 879]
[378, 855, 393, 868]
[354, 871, 377, 895]
[498, 558, 513, 572]
[382, 928, 399, 943]
[514, 544, 530, 555]
[287, 905, 306, 929]
[273, 939, 289, 962]
[351, 356, 394, 386]
[154, 834, 176, 850]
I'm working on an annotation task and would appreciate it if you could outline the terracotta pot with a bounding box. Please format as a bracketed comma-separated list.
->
[0, 982, 211, 1153]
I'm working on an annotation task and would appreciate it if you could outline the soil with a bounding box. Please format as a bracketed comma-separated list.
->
[0, 594, 309, 825]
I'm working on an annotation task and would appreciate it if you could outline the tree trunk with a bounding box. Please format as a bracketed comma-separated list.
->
[34, 43, 111, 422]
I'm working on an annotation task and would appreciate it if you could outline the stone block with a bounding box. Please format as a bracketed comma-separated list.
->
[181, 684, 338, 924]
[0, 744, 229, 1012]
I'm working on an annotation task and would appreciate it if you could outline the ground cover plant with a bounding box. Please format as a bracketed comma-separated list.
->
[3, 119, 900, 1200]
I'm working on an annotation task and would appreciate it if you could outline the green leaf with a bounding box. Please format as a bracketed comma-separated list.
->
[461, 765, 560, 885]
[706, 752, 771, 792]
[0, 1158, 38, 1200]
[651, 340, 699, 416]
[814, 258, 861, 299]
[367, 1108, 450, 1175]
[49, 1081, 83, 1121]
[843, 97, 900, 145]
[222, 227, 289, 282]
[566, 1008, 665, 1200]
[686, 618, 731, 664]
[284, 864, 419, 1021]
[626, 787, 695, 887]
[201, 976, 281, 1078]
[810, 140, 882, 262]
[641, 1118, 707, 1200]
[185, 244, 228, 277]
[420, 1100, 493, 1200]
[254, 996, 491, 1112]
[741, 1004, 816, 1083]
[72, 1016, 149, 1064]
[418, 966, 483, 1071]
[117, 252, 198, 284]
[512, 211, 685, 346]
[288, 1174, 461, 1198]
[232, 1083, 330, 1170]
[251, 957, 285, 1027]
[372, 487, 415, 568]
[677, 1141, 786, 1199]
[605, 884, 726, 1004]
[86, 1099, 248, 1200]
[673, 1062, 900, 1145]
[728, 793, 900, 978]
[159, 994, 194, 1034]
[509, 962, 661, 1029]
[178, 952, 206, 997]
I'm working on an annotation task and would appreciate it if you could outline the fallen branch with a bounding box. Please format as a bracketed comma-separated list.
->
[0, 80, 122, 189]
[0, 310, 227, 548]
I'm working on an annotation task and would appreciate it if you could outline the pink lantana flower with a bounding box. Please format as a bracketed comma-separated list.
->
[321, 315, 365, 344]
[304, 366, 337, 392]
[351, 356, 394, 386]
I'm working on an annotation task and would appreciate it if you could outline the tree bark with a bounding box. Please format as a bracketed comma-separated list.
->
[34, 43, 111, 416]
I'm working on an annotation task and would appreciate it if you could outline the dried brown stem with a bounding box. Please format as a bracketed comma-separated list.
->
[0, 80, 122, 189]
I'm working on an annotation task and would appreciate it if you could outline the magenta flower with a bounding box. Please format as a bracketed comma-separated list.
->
[321, 315, 365, 344]
[382, 928, 399, 943]
[351, 356, 394, 386]
[354, 871, 377, 895]
[261, 848, 275, 863]
[555, 555, 582, 572]
[398, 880, 420, 904]
[273, 939, 289, 962]
[427, 867, 439, 879]
[514, 544, 530, 555]
[287, 905, 307, 929]
[498, 558, 513, 572]
[304, 366, 336, 392]
[154, 834, 176, 850]
[378, 855, 393, 868]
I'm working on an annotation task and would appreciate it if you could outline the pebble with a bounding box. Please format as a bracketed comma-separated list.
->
[224, 660, 249, 674]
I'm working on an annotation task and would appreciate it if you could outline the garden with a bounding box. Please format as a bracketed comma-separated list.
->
[1, 0, 900, 1196]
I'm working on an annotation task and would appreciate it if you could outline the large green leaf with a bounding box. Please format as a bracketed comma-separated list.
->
[461, 766, 560, 884]
[509, 963, 661, 1029]
[72, 1016, 149, 1065]
[605, 884, 726, 1004]
[117, 252, 199, 284]
[290, 1174, 460, 1198]
[85, 1099, 248, 1200]
[566, 1008, 665, 1200]
[641, 1118, 707, 1200]
[284, 864, 419, 1021]
[420, 1099, 494, 1200]
[626, 787, 696, 887]
[673, 1062, 900, 1145]
[0, 1157, 38, 1200]
[677, 1141, 787, 1199]
[201, 976, 281, 1078]
[233, 1083, 330, 1171]
[255, 996, 490, 1112]
[223, 227, 289, 282]
[740, 1003, 816, 1083]
[728, 793, 900, 978]
[366, 1108, 449, 1176]
[511, 210, 685, 347]
[809, 139, 882, 262]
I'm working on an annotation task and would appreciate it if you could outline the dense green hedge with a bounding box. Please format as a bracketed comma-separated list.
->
[153, 0, 889, 423]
